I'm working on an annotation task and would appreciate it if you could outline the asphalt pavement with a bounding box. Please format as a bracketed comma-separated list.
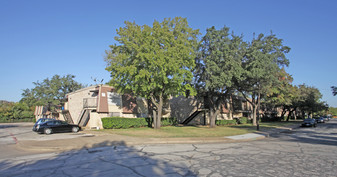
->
[1, 120, 336, 177]
[14, 123, 300, 153]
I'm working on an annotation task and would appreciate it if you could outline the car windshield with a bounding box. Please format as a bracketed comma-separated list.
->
[304, 119, 313, 122]
[60, 121, 68, 125]
[36, 118, 53, 125]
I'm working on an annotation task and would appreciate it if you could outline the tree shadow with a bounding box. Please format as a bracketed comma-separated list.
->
[0, 140, 197, 177]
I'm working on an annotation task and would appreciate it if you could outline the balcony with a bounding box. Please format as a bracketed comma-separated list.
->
[83, 98, 97, 109]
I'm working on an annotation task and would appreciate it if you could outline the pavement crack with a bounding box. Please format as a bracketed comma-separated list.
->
[98, 157, 146, 177]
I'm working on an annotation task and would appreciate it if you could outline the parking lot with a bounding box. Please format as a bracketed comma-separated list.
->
[0, 122, 92, 145]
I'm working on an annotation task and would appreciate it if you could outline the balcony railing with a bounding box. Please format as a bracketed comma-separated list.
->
[83, 98, 97, 109]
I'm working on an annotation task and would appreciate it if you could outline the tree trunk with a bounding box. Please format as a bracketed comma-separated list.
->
[293, 110, 297, 120]
[156, 96, 163, 129]
[286, 110, 291, 121]
[209, 108, 220, 128]
[150, 92, 163, 129]
[281, 108, 287, 120]
[229, 95, 233, 119]
[252, 104, 257, 126]
[251, 93, 257, 126]
[153, 110, 157, 129]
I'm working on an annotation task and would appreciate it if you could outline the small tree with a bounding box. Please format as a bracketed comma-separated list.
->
[105, 17, 199, 129]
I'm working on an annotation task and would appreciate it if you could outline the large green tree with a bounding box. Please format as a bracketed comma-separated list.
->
[297, 84, 327, 117]
[0, 101, 33, 120]
[0, 101, 14, 120]
[237, 33, 290, 127]
[194, 26, 245, 128]
[21, 74, 84, 110]
[265, 68, 296, 120]
[105, 17, 199, 129]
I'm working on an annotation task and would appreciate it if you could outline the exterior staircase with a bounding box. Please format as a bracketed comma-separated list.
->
[78, 109, 90, 127]
[182, 110, 205, 125]
[62, 110, 74, 124]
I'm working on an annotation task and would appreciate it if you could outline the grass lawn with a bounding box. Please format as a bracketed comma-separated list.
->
[97, 121, 301, 138]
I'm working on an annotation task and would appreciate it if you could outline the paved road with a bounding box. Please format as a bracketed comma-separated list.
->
[1, 120, 337, 176]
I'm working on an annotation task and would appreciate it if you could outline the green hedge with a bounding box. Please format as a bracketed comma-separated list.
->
[239, 117, 249, 124]
[159, 117, 178, 126]
[216, 119, 237, 126]
[102, 117, 148, 129]
[102, 117, 177, 129]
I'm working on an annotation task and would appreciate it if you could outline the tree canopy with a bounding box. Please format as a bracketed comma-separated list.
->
[194, 26, 245, 127]
[105, 17, 199, 129]
[237, 33, 290, 126]
[20, 74, 84, 110]
[331, 86, 337, 96]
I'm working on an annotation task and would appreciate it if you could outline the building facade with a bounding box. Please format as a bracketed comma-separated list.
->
[60, 85, 148, 129]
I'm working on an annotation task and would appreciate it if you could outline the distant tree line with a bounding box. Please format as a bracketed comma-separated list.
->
[0, 74, 84, 122]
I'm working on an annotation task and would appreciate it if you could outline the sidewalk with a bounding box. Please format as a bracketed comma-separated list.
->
[16, 124, 299, 153]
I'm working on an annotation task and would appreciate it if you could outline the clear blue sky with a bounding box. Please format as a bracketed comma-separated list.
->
[1, 0, 336, 107]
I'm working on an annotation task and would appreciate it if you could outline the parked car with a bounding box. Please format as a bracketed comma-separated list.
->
[33, 120, 81, 134]
[322, 116, 329, 122]
[315, 117, 325, 123]
[301, 118, 317, 127]
[34, 118, 55, 125]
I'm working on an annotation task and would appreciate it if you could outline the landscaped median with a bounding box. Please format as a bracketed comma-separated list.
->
[99, 117, 301, 138]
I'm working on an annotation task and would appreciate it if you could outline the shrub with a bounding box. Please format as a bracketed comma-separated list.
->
[102, 117, 148, 129]
[102, 117, 178, 129]
[160, 117, 178, 126]
[216, 119, 237, 126]
[239, 117, 249, 124]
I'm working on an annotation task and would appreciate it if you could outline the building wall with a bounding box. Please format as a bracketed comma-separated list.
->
[65, 85, 150, 128]
[67, 86, 98, 124]
[86, 111, 107, 129]
[170, 96, 203, 123]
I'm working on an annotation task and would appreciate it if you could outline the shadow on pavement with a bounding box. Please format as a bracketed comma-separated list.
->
[0, 140, 196, 177]
[270, 121, 337, 147]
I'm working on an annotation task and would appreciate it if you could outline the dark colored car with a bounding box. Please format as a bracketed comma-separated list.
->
[301, 118, 317, 127]
[34, 118, 55, 126]
[315, 117, 325, 123]
[33, 120, 81, 134]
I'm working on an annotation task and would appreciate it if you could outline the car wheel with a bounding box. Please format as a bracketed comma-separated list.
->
[72, 127, 79, 133]
[44, 128, 52, 135]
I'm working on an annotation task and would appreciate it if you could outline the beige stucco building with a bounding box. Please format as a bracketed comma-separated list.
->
[60, 85, 148, 129]
[59, 85, 253, 129]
